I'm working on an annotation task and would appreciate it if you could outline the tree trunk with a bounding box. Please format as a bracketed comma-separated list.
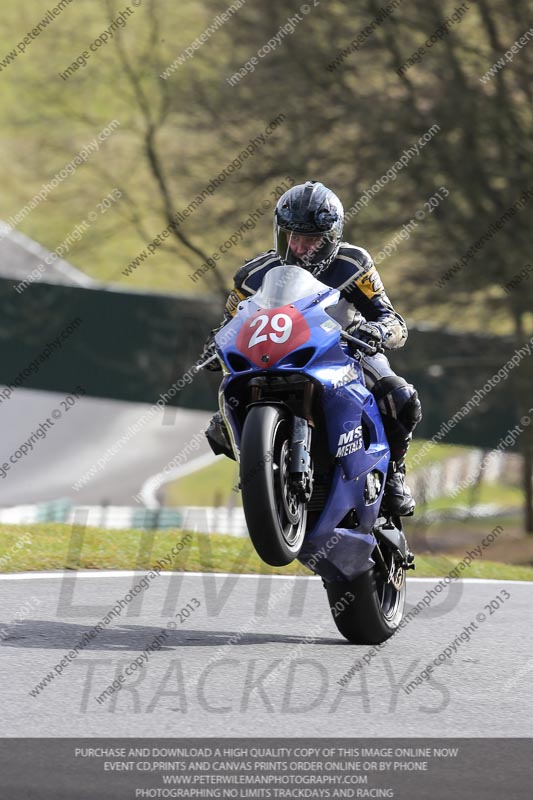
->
[524, 445, 533, 534]
[513, 311, 533, 533]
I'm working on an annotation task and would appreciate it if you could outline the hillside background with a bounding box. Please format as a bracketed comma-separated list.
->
[0, 0, 531, 337]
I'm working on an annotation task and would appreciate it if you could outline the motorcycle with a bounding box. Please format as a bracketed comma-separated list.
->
[202, 265, 415, 644]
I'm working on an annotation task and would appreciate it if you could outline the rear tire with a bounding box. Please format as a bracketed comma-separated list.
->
[325, 558, 406, 645]
[240, 405, 308, 566]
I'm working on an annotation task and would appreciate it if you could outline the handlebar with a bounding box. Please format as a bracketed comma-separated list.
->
[340, 330, 382, 356]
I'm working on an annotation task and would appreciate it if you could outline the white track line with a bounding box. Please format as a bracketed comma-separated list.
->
[139, 452, 222, 508]
[0, 571, 532, 584]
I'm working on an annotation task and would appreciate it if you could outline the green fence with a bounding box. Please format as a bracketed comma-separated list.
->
[0, 278, 221, 410]
[0, 277, 526, 448]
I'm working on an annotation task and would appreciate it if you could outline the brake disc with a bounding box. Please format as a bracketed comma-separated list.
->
[280, 441, 300, 525]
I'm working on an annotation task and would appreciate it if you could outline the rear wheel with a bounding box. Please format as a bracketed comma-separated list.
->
[325, 547, 406, 644]
[240, 405, 308, 566]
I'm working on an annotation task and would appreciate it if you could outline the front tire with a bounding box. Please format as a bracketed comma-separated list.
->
[325, 557, 406, 645]
[240, 405, 308, 566]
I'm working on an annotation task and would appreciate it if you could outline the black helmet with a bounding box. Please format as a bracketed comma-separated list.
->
[274, 180, 344, 275]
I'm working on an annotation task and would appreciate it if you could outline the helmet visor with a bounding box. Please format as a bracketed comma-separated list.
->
[275, 226, 338, 268]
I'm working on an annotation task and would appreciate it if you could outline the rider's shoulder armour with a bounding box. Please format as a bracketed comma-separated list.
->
[329, 243, 386, 301]
[234, 250, 282, 294]
[333, 243, 374, 281]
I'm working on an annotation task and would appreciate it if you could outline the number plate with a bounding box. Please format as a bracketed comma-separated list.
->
[235, 304, 311, 367]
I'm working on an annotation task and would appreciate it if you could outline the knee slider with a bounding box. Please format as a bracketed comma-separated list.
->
[206, 412, 234, 459]
[372, 376, 421, 433]
[400, 388, 422, 431]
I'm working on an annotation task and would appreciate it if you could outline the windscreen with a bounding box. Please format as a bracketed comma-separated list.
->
[252, 265, 334, 310]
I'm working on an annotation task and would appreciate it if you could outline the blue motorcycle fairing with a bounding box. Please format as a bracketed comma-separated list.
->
[214, 285, 343, 372]
[214, 267, 391, 582]
[298, 528, 377, 584]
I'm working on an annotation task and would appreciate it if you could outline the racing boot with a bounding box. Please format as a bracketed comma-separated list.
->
[381, 457, 415, 517]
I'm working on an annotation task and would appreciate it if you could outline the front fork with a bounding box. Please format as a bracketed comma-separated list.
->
[289, 416, 314, 502]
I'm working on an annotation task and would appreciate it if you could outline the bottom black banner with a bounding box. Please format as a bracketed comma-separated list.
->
[0, 738, 531, 799]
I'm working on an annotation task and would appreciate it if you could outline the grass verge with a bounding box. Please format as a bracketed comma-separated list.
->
[1, 523, 532, 580]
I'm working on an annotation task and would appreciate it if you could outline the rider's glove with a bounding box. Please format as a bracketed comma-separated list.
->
[359, 321, 388, 344]
[347, 321, 389, 347]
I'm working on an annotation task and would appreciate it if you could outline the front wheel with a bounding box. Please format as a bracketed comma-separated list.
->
[240, 405, 308, 566]
[325, 554, 406, 644]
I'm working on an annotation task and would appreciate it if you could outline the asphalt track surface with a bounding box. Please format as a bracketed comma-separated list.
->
[0, 386, 212, 505]
[1, 571, 531, 737]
